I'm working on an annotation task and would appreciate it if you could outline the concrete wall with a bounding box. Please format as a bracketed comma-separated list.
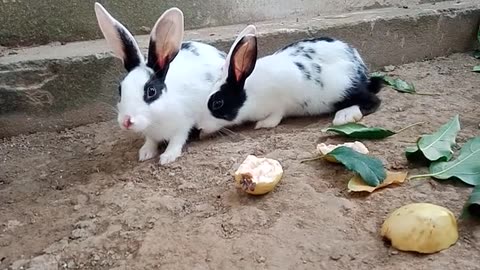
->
[0, 0, 448, 47]
[0, 0, 478, 138]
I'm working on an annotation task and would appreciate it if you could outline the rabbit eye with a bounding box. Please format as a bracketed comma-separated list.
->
[212, 100, 224, 110]
[147, 87, 156, 98]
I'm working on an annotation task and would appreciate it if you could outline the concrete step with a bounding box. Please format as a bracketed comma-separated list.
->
[0, 0, 479, 138]
[0, 0, 450, 47]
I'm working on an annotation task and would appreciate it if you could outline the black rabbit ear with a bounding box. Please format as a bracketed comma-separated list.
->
[147, 7, 184, 78]
[227, 34, 257, 86]
[94, 3, 144, 72]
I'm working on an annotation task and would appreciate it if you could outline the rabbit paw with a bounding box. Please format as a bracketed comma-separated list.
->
[332, 105, 363, 126]
[139, 139, 158, 161]
[255, 113, 283, 129]
[160, 150, 181, 165]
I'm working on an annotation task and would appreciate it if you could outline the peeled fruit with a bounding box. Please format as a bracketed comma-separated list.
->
[234, 155, 283, 195]
[317, 141, 369, 163]
[381, 203, 458, 254]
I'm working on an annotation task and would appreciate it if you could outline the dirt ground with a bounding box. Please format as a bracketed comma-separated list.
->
[1, 53, 480, 270]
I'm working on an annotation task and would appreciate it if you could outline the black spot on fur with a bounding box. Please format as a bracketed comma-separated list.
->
[278, 37, 336, 53]
[218, 50, 227, 58]
[181, 41, 200, 56]
[290, 46, 304, 57]
[312, 63, 322, 74]
[303, 53, 313, 60]
[311, 63, 323, 87]
[187, 127, 201, 141]
[295, 62, 311, 80]
[301, 101, 310, 110]
[181, 42, 192, 50]
[305, 70, 311, 80]
[116, 25, 141, 72]
[295, 62, 305, 71]
[205, 72, 214, 82]
[306, 47, 316, 54]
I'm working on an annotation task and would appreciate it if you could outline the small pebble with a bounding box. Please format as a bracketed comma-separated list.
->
[330, 254, 342, 261]
[256, 256, 266, 263]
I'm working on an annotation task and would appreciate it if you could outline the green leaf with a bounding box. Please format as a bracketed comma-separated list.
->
[322, 123, 395, 139]
[411, 137, 480, 186]
[462, 186, 480, 219]
[406, 115, 460, 162]
[325, 146, 386, 187]
[389, 78, 416, 93]
[428, 137, 480, 185]
[371, 73, 416, 93]
[473, 50, 480, 59]
[473, 65, 480, 73]
[478, 25, 480, 44]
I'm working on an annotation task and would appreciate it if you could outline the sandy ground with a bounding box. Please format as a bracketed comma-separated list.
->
[1, 53, 480, 270]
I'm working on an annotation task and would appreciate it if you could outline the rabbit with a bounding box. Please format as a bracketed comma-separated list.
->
[94, 3, 225, 165]
[197, 25, 383, 134]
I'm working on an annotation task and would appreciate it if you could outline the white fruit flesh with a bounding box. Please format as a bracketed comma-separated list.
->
[317, 141, 369, 155]
[234, 155, 283, 195]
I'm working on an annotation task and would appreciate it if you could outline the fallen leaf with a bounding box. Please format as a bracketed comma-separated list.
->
[473, 65, 480, 73]
[473, 50, 480, 59]
[406, 115, 460, 162]
[322, 123, 395, 139]
[324, 146, 386, 187]
[348, 171, 408, 192]
[462, 185, 480, 219]
[370, 73, 416, 94]
[410, 137, 480, 186]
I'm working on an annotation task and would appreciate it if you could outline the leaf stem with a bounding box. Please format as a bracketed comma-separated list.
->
[300, 156, 323, 163]
[408, 173, 433, 180]
[395, 122, 425, 134]
[415, 92, 442, 96]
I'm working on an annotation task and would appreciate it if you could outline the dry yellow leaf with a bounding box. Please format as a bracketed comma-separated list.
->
[348, 171, 407, 192]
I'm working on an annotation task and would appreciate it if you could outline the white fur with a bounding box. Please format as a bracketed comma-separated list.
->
[119, 42, 224, 164]
[198, 26, 368, 134]
[94, 3, 224, 164]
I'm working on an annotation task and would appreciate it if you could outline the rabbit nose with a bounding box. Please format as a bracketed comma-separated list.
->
[122, 116, 133, 129]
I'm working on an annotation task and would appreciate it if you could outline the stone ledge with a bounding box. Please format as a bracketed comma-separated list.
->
[0, 0, 479, 138]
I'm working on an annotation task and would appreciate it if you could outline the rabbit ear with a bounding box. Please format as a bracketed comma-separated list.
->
[146, 7, 184, 78]
[227, 34, 257, 85]
[94, 2, 144, 72]
[223, 25, 257, 72]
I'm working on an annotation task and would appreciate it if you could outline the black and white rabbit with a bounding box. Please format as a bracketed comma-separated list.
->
[198, 25, 383, 134]
[94, 3, 225, 164]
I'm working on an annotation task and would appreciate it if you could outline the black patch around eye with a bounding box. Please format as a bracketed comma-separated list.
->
[143, 78, 165, 104]
[207, 82, 247, 121]
[212, 100, 224, 110]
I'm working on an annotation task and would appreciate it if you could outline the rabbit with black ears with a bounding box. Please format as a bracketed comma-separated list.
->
[198, 25, 383, 134]
[94, 3, 225, 165]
